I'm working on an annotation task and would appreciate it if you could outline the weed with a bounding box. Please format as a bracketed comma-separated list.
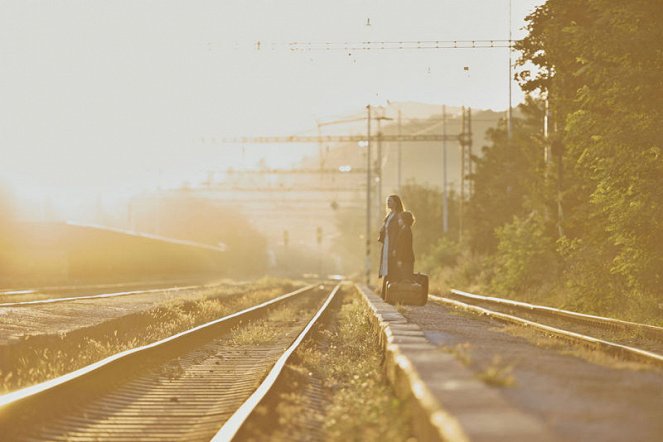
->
[446, 342, 473, 366]
[228, 321, 279, 346]
[477, 355, 516, 387]
[237, 292, 413, 441]
[395, 303, 409, 315]
[501, 324, 651, 371]
[298, 294, 412, 440]
[268, 304, 298, 323]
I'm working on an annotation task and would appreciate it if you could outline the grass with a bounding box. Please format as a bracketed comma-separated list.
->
[394, 303, 409, 315]
[446, 342, 473, 367]
[0, 279, 304, 394]
[227, 304, 308, 346]
[500, 324, 653, 371]
[437, 340, 516, 387]
[238, 291, 414, 441]
[477, 355, 516, 387]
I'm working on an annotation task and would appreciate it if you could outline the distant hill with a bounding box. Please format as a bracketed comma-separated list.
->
[301, 104, 506, 194]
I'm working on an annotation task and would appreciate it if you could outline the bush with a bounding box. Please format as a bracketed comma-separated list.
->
[420, 237, 461, 271]
[490, 212, 558, 295]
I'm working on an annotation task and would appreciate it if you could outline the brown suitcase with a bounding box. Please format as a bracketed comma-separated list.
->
[412, 273, 429, 298]
[385, 280, 427, 306]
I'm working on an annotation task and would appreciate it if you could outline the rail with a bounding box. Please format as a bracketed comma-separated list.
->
[431, 294, 663, 368]
[449, 289, 663, 341]
[0, 284, 324, 440]
[0, 284, 204, 308]
[212, 283, 341, 440]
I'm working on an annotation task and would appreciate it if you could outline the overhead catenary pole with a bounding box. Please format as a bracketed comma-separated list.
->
[507, 0, 513, 140]
[468, 107, 473, 196]
[365, 105, 372, 285]
[397, 109, 402, 194]
[442, 105, 448, 234]
[460, 107, 465, 241]
[316, 121, 324, 171]
[459, 107, 473, 242]
[377, 116, 382, 221]
[373, 110, 393, 219]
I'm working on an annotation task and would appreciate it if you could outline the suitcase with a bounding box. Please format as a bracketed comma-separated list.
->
[412, 273, 429, 299]
[385, 279, 427, 306]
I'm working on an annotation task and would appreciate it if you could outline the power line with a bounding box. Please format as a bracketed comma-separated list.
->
[221, 167, 367, 175]
[210, 40, 519, 52]
[285, 40, 518, 51]
[206, 134, 459, 144]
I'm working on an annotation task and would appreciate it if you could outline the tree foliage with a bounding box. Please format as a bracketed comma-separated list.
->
[509, 0, 663, 318]
[419, 0, 663, 322]
[400, 183, 460, 258]
[466, 97, 551, 254]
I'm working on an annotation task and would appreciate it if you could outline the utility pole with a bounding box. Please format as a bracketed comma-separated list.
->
[442, 105, 448, 234]
[460, 109, 466, 200]
[507, 0, 513, 141]
[375, 111, 394, 220]
[397, 109, 402, 194]
[316, 121, 325, 171]
[468, 107, 473, 196]
[377, 116, 382, 220]
[459, 107, 473, 241]
[365, 105, 372, 285]
[215, 115, 460, 281]
[544, 97, 550, 162]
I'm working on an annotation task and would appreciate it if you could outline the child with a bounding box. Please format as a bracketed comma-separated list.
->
[394, 211, 415, 281]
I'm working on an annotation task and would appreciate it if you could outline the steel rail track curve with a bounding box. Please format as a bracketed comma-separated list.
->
[0, 283, 334, 441]
[430, 294, 663, 368]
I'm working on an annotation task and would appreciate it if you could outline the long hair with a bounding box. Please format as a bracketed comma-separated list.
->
[388, 194, 404, 213]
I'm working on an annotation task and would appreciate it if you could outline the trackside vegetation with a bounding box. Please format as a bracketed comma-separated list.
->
[0, 279, 302, 394]
[237, 291, 414, 441]
[405, 1, 662, 325]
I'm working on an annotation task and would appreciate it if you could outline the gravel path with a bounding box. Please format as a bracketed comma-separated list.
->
[400, 300, 663, 442]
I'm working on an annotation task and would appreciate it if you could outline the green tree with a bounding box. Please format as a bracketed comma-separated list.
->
[399, 183, 460, 257]
[516, 0, 663, 318]
[466, 97, 553, 254]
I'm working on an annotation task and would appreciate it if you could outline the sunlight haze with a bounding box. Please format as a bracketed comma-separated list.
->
[0, 0, 543, 219]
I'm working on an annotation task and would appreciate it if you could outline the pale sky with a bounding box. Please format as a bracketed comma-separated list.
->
[0, 0, 544, 217]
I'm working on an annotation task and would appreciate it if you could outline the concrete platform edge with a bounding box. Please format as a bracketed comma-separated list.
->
[354, 283, 554, 442]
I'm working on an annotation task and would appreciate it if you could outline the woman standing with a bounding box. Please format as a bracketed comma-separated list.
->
[378, 194, 404, 297]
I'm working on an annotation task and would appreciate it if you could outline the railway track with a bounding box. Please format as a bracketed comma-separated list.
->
[0, 282, 226, 308]
[0, 278, 208, 297]
[0, 283, 340, 441]
[431, 290, 663, 368]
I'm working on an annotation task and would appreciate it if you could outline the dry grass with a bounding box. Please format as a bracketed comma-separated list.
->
[440, 342, 517, 387]
[228, 321, 280, 346]
[315, 296, 413, 441]
[500, 324, 653, 371]
[394, 303, 409, 315]
[227, 304, 299, 347]
[0, 279, 304, 394]
[446, 342, 473, 366]
[239, 292, 414, 441]
[477, 355, 516, 387]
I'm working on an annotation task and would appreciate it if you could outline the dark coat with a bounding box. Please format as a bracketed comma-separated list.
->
[378, 212, 400, 278]
[394, 225, 414, 281]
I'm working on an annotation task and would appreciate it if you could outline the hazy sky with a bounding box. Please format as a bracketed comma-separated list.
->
[0, 0, 544, 213]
